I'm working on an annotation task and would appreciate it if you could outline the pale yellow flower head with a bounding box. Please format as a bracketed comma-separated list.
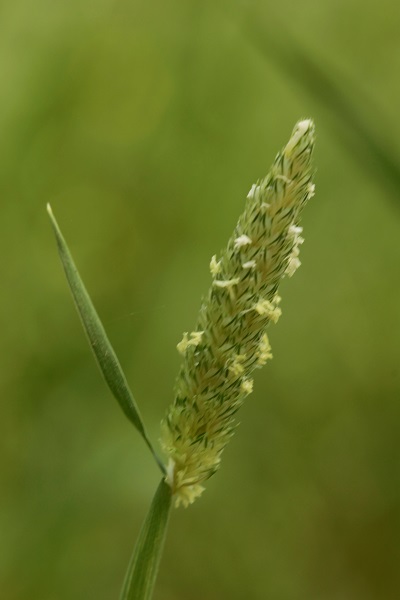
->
[161, 119, 316, 507]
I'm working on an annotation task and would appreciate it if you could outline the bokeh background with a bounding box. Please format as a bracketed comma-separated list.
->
[1, 1, 400, 598]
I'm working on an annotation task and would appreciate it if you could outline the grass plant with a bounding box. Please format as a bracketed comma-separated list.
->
[48, 118, 316, 599]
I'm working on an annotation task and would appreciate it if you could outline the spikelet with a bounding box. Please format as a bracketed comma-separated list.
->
[161, 120, 316, 507]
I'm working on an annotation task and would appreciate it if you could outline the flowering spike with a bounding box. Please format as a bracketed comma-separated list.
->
[161, 119, 316, 507]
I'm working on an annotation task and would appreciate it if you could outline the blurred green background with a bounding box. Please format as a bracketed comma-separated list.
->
[1, 0, 400, 598]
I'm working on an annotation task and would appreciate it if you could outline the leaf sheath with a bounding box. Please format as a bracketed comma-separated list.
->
[120, 479, 172, 600]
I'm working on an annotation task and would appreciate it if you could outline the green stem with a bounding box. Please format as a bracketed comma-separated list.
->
[120, 479, 172, 600]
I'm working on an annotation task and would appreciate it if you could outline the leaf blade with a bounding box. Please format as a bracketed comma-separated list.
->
[47, 204, 164, 473]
